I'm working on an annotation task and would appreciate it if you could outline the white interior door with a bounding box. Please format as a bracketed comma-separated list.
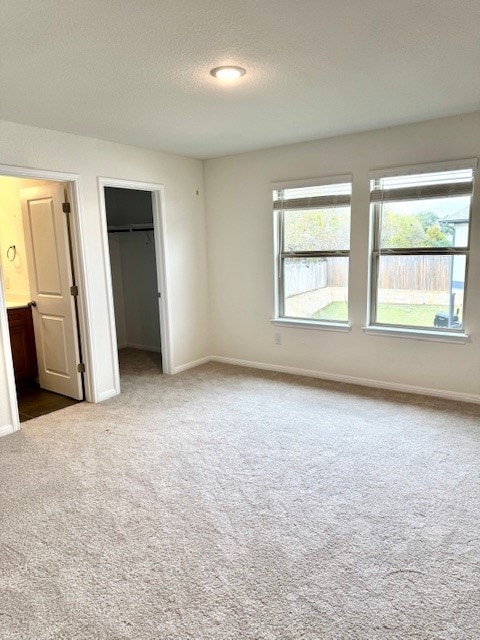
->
[20, 183, 83, 400]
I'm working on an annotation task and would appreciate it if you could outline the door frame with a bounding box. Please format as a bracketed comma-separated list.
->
[98, 177, 173, 392]
[0, 164, 95, 433]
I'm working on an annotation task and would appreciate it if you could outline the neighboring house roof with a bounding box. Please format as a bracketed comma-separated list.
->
[440, 207, 469, 224]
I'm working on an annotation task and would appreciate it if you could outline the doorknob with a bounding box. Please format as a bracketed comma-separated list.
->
[27, 301, 37, 308]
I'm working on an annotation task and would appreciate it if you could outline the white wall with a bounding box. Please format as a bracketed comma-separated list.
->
[109, 231, 161, 352]
[1, 112, 479, 435]
[0, 120, 209, 432]
[204, 112, 480, 400]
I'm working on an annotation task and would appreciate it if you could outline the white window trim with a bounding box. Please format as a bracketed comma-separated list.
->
[363, 325, 469, 344]
[273, 176, 352, 328]
[367, 159, 476, 340]
[271, 318, 351, 332]
[271, 174, 353, 190]
[369, 158, 478, 180]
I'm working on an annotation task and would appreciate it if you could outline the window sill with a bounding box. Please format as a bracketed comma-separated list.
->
[271, 318, 351, 332]
[362, 325, 469, 344]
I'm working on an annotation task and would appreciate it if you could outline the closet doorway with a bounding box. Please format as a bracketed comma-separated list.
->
[100, 179, 172, 387]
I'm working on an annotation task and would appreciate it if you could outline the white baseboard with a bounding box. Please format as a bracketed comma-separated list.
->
[0, 424, 17, 439]
[174, 356, 211, 374]
[209, 355, 480, 405]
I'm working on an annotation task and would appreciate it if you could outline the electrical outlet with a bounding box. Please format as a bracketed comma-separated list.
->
[274, 333, 282, 345]
[4, 276, 10, 290]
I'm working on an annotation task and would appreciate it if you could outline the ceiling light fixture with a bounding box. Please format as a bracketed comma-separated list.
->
[210, 66, 246, 80]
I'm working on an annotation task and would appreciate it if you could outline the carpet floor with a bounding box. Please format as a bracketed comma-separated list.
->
[0, 349, 479, 639]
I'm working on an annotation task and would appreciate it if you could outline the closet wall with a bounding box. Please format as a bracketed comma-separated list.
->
[109, 232, 161, 352]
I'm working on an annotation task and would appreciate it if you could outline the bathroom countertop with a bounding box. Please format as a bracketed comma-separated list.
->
[5, 296, 31, 310]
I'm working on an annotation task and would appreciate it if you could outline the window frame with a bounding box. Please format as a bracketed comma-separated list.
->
[272, 175, 352, 329]
[367, 160, 477, 335]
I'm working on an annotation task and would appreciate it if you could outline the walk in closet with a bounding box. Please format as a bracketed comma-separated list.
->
[105, 187, 162, 358]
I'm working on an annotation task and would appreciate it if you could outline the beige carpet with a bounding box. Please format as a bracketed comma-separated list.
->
[1, 348, 479, 639]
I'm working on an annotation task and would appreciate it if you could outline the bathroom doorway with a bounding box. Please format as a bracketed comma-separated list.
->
[0, 176, 84, 422]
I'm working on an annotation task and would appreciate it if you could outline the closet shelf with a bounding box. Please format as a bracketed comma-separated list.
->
[107, 224, 154, 233]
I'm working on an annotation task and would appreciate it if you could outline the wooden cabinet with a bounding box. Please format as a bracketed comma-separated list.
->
[7, 306, 38, 386]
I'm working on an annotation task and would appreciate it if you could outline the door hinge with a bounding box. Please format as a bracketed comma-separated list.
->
[70, 285, 79, 297]
[62, 201, 71, 214]
[77, 363, 86, 373]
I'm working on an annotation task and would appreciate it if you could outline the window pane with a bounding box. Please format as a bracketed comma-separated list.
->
[375, 254, 466, 329]
[379, 196, 470, 249]
[283, 207, 350, 252]
[283, 257, 348, 322]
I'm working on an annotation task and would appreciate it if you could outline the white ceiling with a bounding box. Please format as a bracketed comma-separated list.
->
[1, 0, 479, 159]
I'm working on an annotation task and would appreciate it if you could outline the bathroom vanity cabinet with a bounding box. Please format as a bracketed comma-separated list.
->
[7, 305, 38, 386]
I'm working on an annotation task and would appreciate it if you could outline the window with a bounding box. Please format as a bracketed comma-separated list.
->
[369, 162, 476, 333]
[273, 178, 352, 325]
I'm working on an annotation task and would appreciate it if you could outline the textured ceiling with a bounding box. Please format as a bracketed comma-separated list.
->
[1, 0, 479, 159]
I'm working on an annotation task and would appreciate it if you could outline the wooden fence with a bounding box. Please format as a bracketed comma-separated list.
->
[284, 258, 327, 298]
[376, 255, 452, 291]
[285, 255, 454, 297]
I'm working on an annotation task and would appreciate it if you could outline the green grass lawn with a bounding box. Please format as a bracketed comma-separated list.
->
[312, 301, 348, 322]
[313, 302, 457, 327]
[375, 303, 452, 327]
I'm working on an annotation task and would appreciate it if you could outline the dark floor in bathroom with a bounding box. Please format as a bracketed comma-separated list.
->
[17, 385, 80, 422]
